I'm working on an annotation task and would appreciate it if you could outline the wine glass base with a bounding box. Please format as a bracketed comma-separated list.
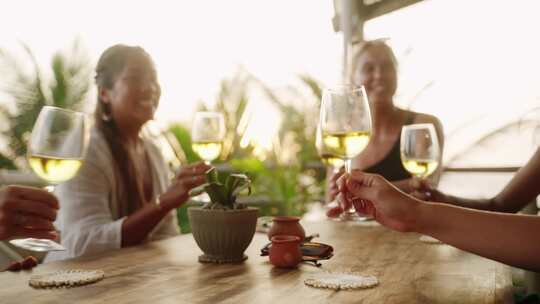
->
[339, 212, 359, 221]
[338, 212, 374, 222]
[9, 238, 66, 252]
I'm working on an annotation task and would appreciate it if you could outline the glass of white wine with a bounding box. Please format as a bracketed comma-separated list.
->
[320, 85, 372, 221]
[191, 111, 225, 164]
[190, 111, 225, 203]
[10, 106, 89, 252]
[400, 123, 440, 180]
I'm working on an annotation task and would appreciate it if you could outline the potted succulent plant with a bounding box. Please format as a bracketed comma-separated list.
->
[188, 168, 258, 263]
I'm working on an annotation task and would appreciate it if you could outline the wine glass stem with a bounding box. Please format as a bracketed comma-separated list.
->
[344, 158, 352, 174]
[342, 158, 357, 215]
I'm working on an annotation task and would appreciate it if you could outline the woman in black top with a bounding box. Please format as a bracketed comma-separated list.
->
[328, 40, 444, 210]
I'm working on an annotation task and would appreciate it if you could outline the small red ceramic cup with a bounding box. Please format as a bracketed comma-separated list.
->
[269, 235, 302, 268]
[267, 216, 305, 242]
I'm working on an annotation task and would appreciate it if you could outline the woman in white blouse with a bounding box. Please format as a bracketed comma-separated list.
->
[46, 45, 209, 261]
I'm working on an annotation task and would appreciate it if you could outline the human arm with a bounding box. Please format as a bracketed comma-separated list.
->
[55, 132, 208, 258]
[121, 162, 209, 246]
[413, 147, 540, 212]
[338, 170, 540, 272]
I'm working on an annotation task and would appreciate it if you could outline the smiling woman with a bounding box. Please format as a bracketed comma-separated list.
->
[45, 45, 211, 262]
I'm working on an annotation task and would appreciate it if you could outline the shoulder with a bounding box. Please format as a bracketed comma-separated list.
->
[405, 110, 444, 133]
[406, 110, 441, 126]
[404, 110, 444, 146]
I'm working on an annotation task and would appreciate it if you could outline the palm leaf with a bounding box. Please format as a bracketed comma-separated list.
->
[0, 40, 91, 168]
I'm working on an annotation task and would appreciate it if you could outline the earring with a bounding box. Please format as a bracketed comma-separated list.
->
[102, 103, 112, 122]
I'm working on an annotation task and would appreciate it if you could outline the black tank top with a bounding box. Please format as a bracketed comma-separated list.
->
[364, 113, 415, 181]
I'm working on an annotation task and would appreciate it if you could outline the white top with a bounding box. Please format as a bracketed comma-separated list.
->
[45, 128, 179, 262]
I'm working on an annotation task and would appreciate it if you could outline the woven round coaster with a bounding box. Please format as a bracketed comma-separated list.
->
[29, 269, 104, 289]
[304, 272, 378, 291]
[419, 235, 443, 244]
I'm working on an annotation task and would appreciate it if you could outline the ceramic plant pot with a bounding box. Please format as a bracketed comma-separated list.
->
[188, 207, 258, 263]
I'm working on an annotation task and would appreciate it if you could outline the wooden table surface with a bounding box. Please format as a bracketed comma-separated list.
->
[0, 220, 513, 304]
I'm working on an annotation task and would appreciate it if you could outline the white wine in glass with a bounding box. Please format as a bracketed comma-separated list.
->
[320, 85, 372, 221]
[316, 122, 344, 169]
[10, 106, 89, 252]
[191, 141, 223, 163]
[400, 123, 440, 179]
[27, 157, 83, 184]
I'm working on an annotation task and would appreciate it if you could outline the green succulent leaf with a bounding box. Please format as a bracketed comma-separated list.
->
[205, 167, 219, 183]
[204, 182, 228, 207]
[230, 174, 251, 197]
[194, 170, 251, 209]
[188, 183, 209, 197]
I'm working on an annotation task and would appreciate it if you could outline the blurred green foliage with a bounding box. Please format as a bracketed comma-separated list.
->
[0, 40, 92, 168]
[171, 70, 326, 230]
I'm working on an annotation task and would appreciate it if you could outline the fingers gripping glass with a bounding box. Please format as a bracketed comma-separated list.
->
[10, 106, 89, 252]
[319, 85, 372, 221]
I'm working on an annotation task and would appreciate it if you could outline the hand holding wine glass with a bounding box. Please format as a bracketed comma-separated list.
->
[320, 85, 372, 221]
[400, 123, 441, 241]
[9, 106, 89, 252]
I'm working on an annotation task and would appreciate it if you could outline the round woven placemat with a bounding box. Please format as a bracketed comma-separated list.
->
[304, 272, 378, 290]
[29, 269, 104, 289]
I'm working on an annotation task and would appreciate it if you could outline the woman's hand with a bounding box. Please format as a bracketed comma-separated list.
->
[159, 162, 211, 210]
[0, 185, 59, 240]
[336, 170, 422, 232]
[408, 178, 449, 203]
[328, 166, 345, 202]
[325, 166, 346, 218]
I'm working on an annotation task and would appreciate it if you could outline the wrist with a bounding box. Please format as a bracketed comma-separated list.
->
[411, 200, 437, 234]
[155, 195, 173, 214]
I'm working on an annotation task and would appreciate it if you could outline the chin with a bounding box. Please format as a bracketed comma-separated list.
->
[132, 112, 154, 127]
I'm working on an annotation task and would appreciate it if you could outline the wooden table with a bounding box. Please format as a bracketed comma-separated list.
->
[0, 220, 513, 303]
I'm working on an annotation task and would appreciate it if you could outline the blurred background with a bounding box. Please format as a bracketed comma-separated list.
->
[1, 0, 539, 225]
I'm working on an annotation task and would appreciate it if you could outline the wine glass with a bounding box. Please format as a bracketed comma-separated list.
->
[191, 111, 225, 164]
[191, 111, 225, 202]
[319, 85, 372, 221]
[400, 123, 440, 180]
[400, 123, 440, 242]
[10, 106, 89, 252]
